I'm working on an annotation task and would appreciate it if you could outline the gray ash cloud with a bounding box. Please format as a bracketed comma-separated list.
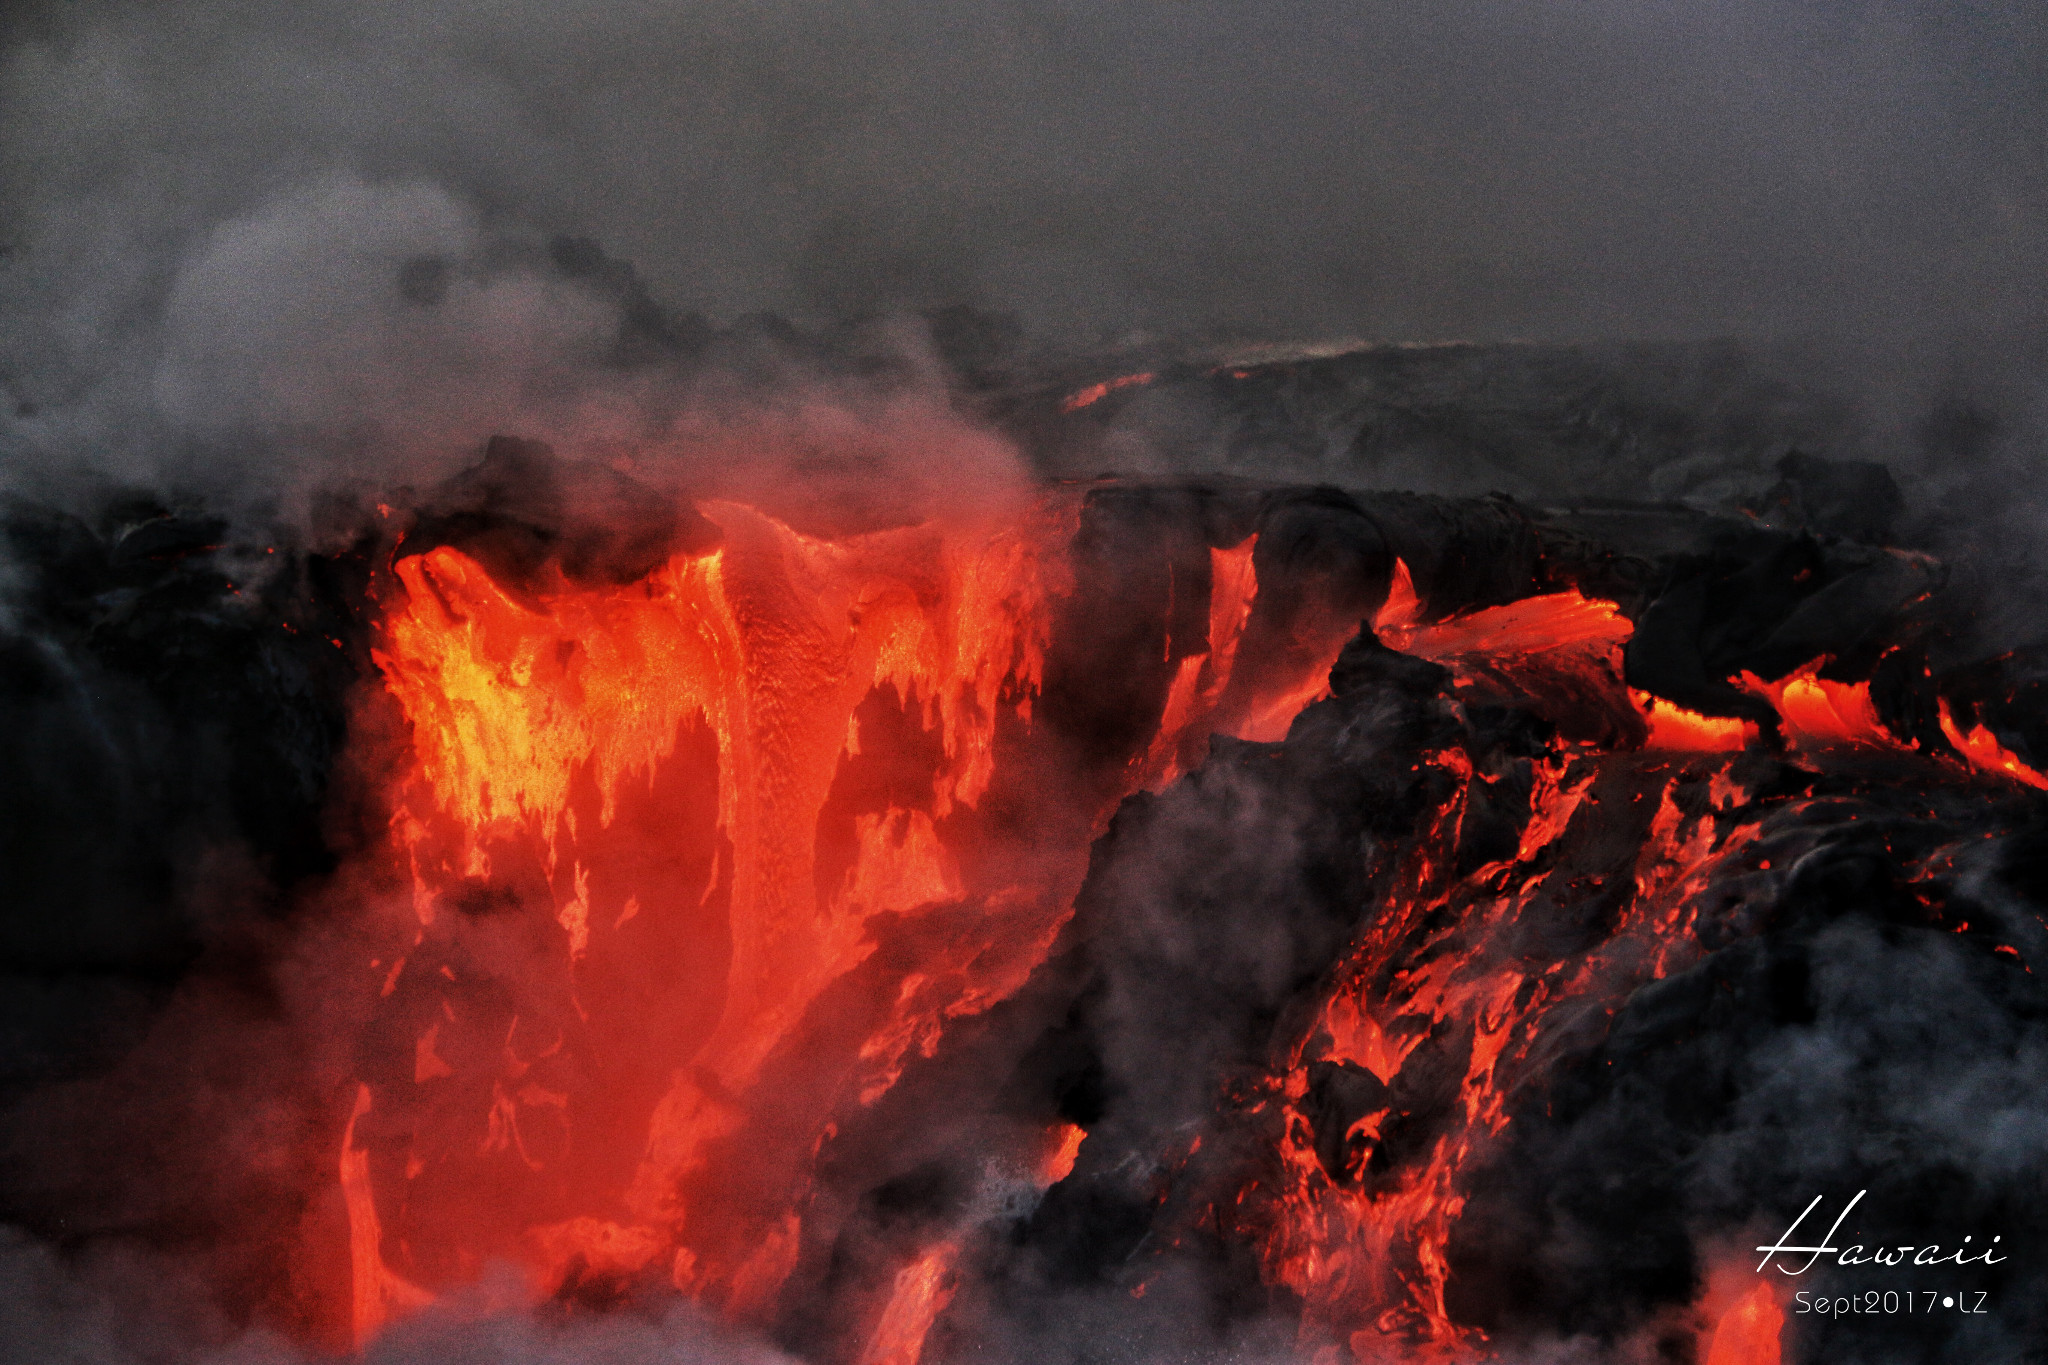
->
[2, 0, 2045, 485]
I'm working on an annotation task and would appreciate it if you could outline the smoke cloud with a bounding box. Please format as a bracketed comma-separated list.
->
[3, 0, 2045, 487]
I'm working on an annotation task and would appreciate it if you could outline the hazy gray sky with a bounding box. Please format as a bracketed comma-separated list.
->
[1, 0, 2042, 476]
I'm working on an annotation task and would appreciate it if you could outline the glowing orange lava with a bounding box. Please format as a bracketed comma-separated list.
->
[1372, 566, 1923, 759]
[1247, 748, 1765, 1358]
[1140, 536, 1260, 787]
[1058, 371, 1156, 413]
[340, 493, 1339, 1347]
[859, 1244, 959, 1365]
[1376, 583, 1631, 660]
[333, 516, 1990, 1361]
[1704, 1281, 1785, 1365]
[1635, 693, 1755, 751]
[1940, 699, 2048, 789]
[1039, 1121, 1088, 1185]
[1735, 663, 1903, 754]
[1229, 568, 1806, 1358]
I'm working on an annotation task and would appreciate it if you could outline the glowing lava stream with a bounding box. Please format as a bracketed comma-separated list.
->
[343, 496, 1325, 1346]
[1249, 744, 1772, 1359]
[1378, 561, 2045, 777]
[342, 524, 2022, 1358]
[1247, 573, 2031, 1360]
[1241, 573, 1844, 1360]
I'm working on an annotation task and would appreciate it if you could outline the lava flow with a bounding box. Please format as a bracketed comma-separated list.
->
[335, 489, 1337, 1348]
[1148, 565, 2035, 1363]
[286, 467, 2048, 1365]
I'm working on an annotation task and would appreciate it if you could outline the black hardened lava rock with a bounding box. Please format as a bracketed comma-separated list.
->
[0, 495, 363, 1088]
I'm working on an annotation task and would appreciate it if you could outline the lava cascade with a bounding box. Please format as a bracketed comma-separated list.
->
[329, 501, 2037, 1364]
[337, 492, 1334, 1347]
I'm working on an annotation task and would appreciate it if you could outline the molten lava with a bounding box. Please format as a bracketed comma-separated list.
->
[860, 1245, 959, 1365]
[327, 516, 2022, 1362]
[340, 492, 1340, 1346]
[1940, 699, 2048, 790]
[1220, 569, 1953, 1359]
[1636, 694, 1755, 751]
[1245, 749, 1767, 1357]
[1058, 371, 1156, 413]
[1706, 1283, 1786, 1365]
[1734, 664, 1902, 755]
[1141, 535, 1262, 785]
